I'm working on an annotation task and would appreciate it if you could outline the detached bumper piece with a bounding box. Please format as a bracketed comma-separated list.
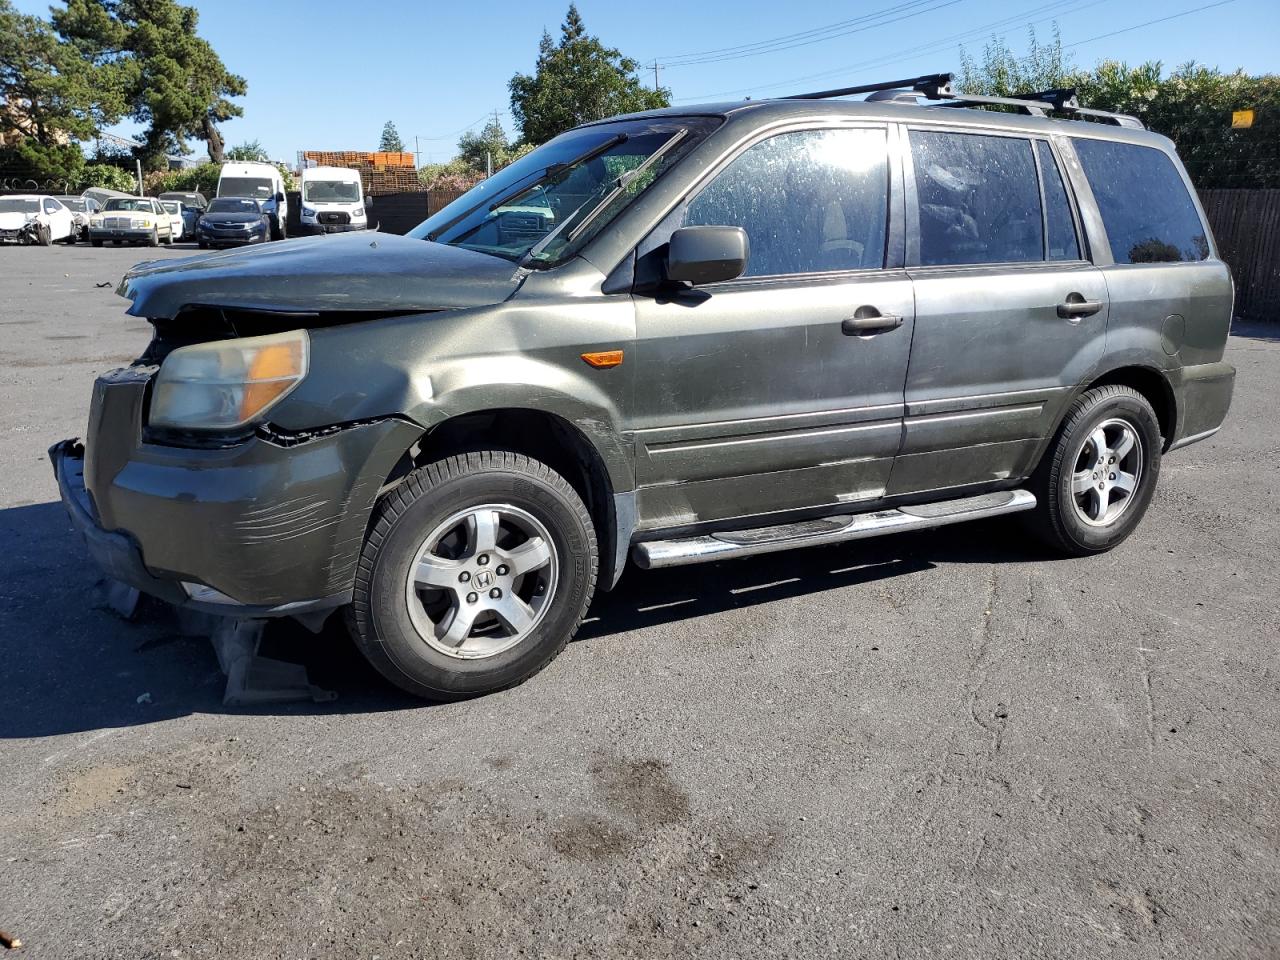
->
[51, 438, 337, 705]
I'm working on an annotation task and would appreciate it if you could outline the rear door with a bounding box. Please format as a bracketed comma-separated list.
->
[891, 126, 1109, 496]
[631, 123, 914, 531]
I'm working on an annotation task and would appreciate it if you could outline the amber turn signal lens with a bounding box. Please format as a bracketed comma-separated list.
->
[240, 339, 307, 420]
[581, 350, 624, 368]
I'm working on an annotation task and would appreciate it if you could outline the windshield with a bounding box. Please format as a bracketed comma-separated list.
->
[104, 199, 152, 212]
[57, 198, 86, 211]
[219, 177, 274, 200]
[303, 179, 361, 203]
[408, 118, 715, 265]
[209, 198, 260, 214]
[0, 198, 39, 213]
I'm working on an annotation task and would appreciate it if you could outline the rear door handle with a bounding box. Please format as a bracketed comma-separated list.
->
[842, 309, 904, 335]
[1057, 295, 1104, 320]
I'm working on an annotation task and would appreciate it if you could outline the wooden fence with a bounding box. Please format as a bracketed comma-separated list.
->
[1200, 189, 1280, 323]
[300, 187, 1279, 322]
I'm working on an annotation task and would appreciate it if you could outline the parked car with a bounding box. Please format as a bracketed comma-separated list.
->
[299, 165, 369, 234]
[216, 160, 287, 240]
[53, 195, 102, 241]
[53, 74, 1236, 701]
[159, 199, 187, 240]
[159, 191, 208, 238]
[195, 197, 271, 248]
[0, 194, 78, 245]
[88, 197, 175, 247]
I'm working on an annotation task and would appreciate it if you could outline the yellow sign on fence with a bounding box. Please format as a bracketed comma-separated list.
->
[1232, 109, 1255, 129]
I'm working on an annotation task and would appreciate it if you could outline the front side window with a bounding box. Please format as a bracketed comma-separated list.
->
[1073, 138, 1209, 264]
[684, 127, 889, 278]
[910, 131, 1043, 266]
[44, 198, 61, 213]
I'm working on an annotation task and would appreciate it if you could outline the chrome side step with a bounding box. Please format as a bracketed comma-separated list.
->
[632, 489, 1036, 569]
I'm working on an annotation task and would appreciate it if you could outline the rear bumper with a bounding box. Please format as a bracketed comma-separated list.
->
[1170, 361, 1235, 451]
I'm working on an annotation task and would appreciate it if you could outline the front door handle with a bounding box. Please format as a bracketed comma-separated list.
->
[842, 308, 904, 335]
[1057, 294, 1104, 320]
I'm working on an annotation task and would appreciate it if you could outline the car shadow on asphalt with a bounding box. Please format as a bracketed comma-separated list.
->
[0, 500, 1054, 739]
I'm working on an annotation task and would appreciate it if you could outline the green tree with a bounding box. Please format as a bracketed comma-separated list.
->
[53, 0, 246, 168]
[958, 29, 1280, 188]
[959, 26, 1072, 96]
[509, 4, 668, 145]
[80, 161, 136, 191]
[379, 121, 404, 152]
[0, 0, 128, 182]
[226, 139, 268, 162]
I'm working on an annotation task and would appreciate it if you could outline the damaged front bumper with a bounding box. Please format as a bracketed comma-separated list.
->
[51, 367, 421, 619]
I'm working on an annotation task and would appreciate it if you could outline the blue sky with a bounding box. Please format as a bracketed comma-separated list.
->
[14, 0, 1279, 164]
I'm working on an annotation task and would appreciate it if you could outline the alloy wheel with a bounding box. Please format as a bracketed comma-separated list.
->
[404, 504, 558, 660]
[1070, 417, 1144, 527]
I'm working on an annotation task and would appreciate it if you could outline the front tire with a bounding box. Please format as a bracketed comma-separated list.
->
[147, 227, 158, 247]
[1026, 385, 1162, 555]
[347, 451, 598, 700]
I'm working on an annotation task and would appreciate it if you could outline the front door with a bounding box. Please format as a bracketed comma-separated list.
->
[890, 128, 1109, 496]
[630, 124, 914, 533]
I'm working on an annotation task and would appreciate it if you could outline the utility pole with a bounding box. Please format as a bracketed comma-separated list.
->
[653, 60, 661, 92]
[414, 135, 420, 169]
[486, 150, 492, 179]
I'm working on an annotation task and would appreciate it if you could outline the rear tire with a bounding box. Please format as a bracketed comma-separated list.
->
[1025, 385, 1162, 556]
[347, 451, 598, 701]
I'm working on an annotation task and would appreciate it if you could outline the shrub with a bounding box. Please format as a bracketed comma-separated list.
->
[80, 163, 138, 193]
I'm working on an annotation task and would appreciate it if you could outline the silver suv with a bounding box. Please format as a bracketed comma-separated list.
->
[53, 74, 1234, 700]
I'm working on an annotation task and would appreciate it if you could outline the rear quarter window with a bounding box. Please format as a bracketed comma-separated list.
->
[1073, 138, 1210, 264]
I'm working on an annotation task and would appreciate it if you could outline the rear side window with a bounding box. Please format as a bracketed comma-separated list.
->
[684, 127, 889, 277]
[910, 131, 1042, 266]
[1073, 139, 1209, 263]
[1037, 141, 1080, 261]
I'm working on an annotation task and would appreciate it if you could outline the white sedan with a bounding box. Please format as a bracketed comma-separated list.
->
[0, 194, 78, 245]
[160, 199, 187, 240]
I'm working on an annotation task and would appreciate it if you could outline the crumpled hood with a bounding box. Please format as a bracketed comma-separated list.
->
[0, 212, 37, 230]
[118, 231, 526, 319]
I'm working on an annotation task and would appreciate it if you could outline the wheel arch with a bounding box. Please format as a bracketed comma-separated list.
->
[1082, 364, 1177, 449]
[379, 406, 632, 591]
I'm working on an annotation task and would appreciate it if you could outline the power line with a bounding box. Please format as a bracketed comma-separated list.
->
[413, 110, 513, 142]
[1062, 0, 1240, 49]
[656, 0, 965, 66]
[673, 0, 1100, 102]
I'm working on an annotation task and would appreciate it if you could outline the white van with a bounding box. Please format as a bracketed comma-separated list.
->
[216, 161, 288, 240]
[299, 166, 369, 235]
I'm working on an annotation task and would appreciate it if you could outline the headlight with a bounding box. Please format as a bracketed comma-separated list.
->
[132, 217, 151, 228]
[149, 330, 310, 431]
[352, 206, 365, 218]
[90, 216, 103, 226]
[301, 206, 316, 218]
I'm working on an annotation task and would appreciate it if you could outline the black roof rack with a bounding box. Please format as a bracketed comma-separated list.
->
[784, 73, 1145, 129]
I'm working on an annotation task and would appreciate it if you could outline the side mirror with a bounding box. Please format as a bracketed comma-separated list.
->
[666, 226, 749, 286]
[275, 191, 286, 203]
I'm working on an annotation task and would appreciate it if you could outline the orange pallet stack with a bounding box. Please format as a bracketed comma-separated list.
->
[301, 150, 420, 195]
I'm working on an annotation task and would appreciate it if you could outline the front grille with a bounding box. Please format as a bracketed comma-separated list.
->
[103, 216, 133, 229]
[318, 211, 350, 225]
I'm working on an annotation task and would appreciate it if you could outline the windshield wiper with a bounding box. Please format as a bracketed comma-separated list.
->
[521, 129, 690, 268]
[425, 133, 629, 243]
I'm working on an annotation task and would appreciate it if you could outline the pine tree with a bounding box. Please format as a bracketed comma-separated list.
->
[379, 120, 404, 153]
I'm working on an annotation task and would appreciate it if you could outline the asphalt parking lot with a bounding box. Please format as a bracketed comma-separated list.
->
[0, 243, 1277, 959]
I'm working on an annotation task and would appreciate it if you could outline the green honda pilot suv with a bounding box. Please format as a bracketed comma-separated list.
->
[53, 75, 1235, 699]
